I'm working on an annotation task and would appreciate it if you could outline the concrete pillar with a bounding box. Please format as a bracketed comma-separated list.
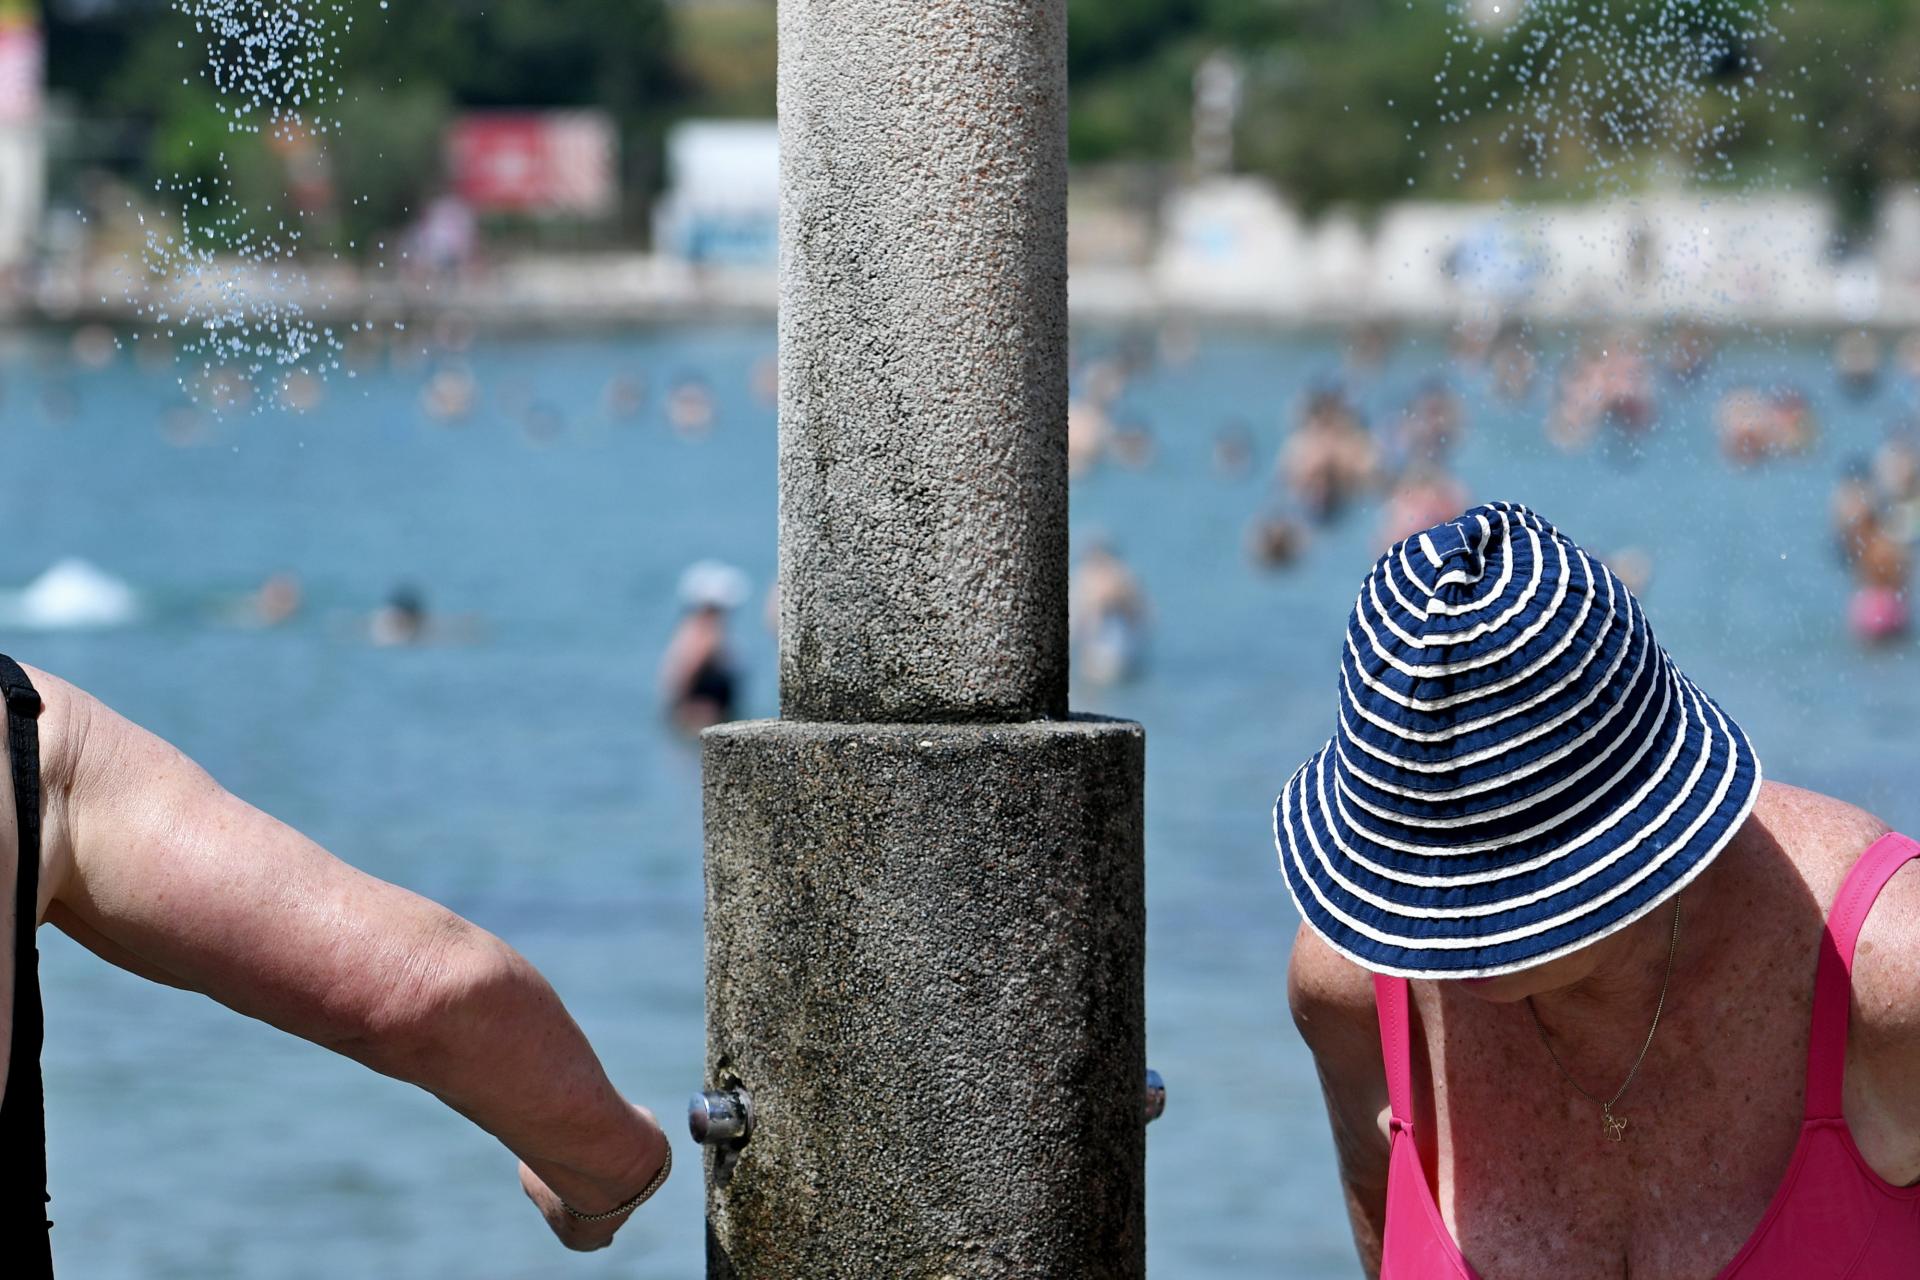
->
[702, 720, 1144, 1277]
[699, 1, 1148, 1276]
[775, 0, 1070, 724]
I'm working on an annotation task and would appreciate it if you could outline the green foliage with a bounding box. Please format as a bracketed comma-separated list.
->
[44, 0, 679, 254]
[40, 0, 1920, 239]
[1068, 0, 1920, 218]
[332, 0, 676, 118]
[671, 0, 776, 119]
[330, 80, 451, 249]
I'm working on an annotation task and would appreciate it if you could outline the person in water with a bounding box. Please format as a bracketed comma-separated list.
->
[1283, 502, 1918, 1279]
[1846, 508, 1912, 646]
[659, 561, 749, 731]
[371, 583, 429, 647]
[1280, 385, 1379, 525]
[1070, 539, 1151, 686]
[0, 658, 669, 1271]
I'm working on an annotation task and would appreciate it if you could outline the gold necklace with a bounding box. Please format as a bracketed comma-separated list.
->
[1526, 899, 1683, 1143]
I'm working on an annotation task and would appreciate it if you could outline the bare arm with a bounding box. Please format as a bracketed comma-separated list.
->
[1288, 923, 1393, 1279]
[33, 668, 666, 1250]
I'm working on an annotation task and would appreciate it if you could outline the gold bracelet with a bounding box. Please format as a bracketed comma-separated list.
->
[559, 1144, 672, 1223]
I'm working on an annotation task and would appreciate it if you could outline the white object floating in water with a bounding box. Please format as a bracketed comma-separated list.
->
[10, 559, 140, 630]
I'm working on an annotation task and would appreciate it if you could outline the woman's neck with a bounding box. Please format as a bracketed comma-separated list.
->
[1528, 856, 1737, 1046]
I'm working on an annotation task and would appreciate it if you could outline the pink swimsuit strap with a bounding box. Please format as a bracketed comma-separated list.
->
[1374, 965, 1415, 1131]
[1802, 831, 1920, 1118]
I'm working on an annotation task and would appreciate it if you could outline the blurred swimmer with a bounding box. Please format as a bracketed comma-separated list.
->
[371, 585, 430, 647]
[1071, 541, 1150, 687]
[667, 374, 716, 437]
[1834, 457, 1883, 567]
[603, 373, 647, 422]
[422, 366, 478, 423]
[751, 354, 780, 407]
[1347, 322, 1394, 377]
[250, 572, 303, 628]
[1248, 511, 1310, 571]
[1488, 327, 1539, 403]
[1550, 335, 1655, 451]
[660, 562, 749, 732]
[1718, 385, 1818, 466]
[1109, 419, 1155, 471]
[1874, 430, 1920, 541]
[1379, 466, 1469, 549]
[1394, 379, 1466, 466]
[1606, 547, 1656, 597]
[363, 584, 480, 648]
[1280, 386, 1378, 524]
[1449, 317, 1499, 370]
[1663, 322, 1716, 383]
[1081, 356, 1131, 408]
[1068, 398, 1111, 478]
[1848, 512, 1911, 646]
[1834, 330, 1881, 401]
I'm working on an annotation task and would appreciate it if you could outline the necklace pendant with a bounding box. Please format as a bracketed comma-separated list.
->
[1602, 1108, 1628, 1142]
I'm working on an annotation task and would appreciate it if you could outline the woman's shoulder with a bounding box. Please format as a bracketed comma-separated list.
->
[1756, 780, 1920, 1182]
[1750, 778, 1893, 907]
[1755, 780, 1920, 1175]
[1287, 923, 1381, 1054]
[1287, 924, 1393, 1155]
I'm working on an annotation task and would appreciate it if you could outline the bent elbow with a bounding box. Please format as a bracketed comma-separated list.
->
[344, 921, 530, 1086]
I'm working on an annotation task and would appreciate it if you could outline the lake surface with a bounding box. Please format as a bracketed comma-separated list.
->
[0, 322, 1912, 1277]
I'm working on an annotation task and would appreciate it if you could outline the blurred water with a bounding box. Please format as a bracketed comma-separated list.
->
[0, 324, 1910, 1278]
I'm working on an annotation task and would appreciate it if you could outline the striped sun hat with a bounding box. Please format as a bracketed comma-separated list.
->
[1274, 501, 1762, 979]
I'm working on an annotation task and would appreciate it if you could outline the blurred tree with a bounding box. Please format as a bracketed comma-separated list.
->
[671, 0, 776, 119]
[35, 0, 1920, 242]
[42, 0, 679, 253]
[1065, 0, 1920, 225]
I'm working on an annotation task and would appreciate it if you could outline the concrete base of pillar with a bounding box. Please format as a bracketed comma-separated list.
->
[701, 716, 1146, 1279]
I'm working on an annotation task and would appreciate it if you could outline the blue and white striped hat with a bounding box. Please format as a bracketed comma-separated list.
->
[1274, 502, 1762, 979]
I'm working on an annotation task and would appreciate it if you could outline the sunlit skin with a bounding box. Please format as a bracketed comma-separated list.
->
[0, 665, 668, 1254]
[1450, 907, 1671, 1006]
[1289, 781, 1920, 1280]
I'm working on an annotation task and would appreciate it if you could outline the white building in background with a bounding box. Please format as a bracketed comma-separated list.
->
[652, 120, 778, 268]
[0, 3, 44, 276]
[1153, 177, 1310, 312]
[1142, 174, 1863, 325]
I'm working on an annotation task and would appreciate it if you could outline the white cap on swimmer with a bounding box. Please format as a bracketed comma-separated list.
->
[678, 560, 751, 611]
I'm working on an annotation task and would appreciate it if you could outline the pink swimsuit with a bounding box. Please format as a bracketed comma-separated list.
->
[1374, 832, 1920, 1279]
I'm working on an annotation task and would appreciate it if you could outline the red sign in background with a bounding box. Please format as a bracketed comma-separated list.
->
[448, 112, 616, 217]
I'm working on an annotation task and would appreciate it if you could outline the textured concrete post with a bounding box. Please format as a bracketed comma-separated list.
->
[775, 0, 1070, 724]
[702, 1, 1146, 1276]
[703, 720, 1144, 1277]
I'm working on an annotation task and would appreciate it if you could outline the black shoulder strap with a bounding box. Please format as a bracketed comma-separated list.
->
[0, 658, 42, 900]
[0, 655, 54, 1268]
